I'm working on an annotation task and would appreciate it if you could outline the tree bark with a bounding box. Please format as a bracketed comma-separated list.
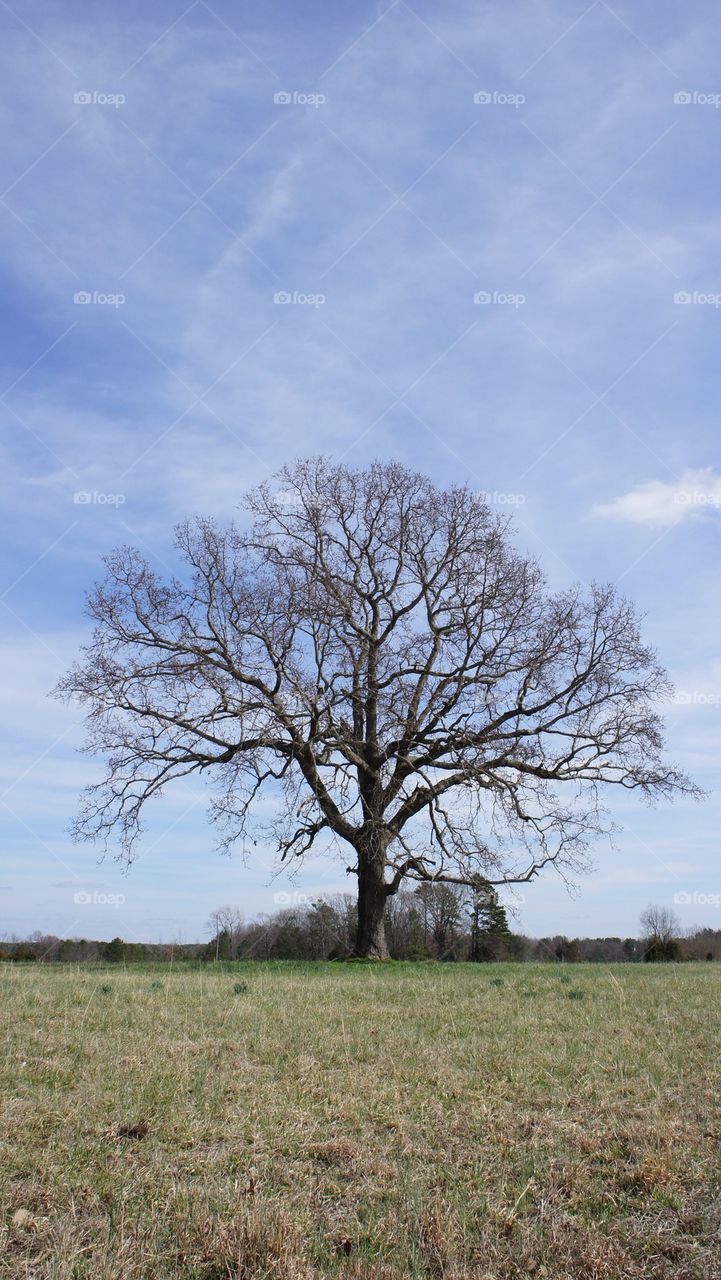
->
[354, 841, 390, 959]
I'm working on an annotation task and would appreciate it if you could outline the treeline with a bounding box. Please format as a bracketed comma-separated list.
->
[3, 885, 720, 963]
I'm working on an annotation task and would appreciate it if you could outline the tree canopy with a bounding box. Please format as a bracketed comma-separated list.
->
[57, 458, 697, 956]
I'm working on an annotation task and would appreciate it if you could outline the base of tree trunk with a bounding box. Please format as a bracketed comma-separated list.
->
[354, 859, 391, 959]
[353, 916, 390, 960]
[353, 920, 390, 959]
[352, 943, 390, 960]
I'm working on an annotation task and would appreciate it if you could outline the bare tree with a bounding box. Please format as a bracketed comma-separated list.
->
[639, 904, 680, 945]
[57, 458, 697, 957]
[414, 882, 465, 958]
[206, 905, 243, 960]
[639, 903, 681, 961]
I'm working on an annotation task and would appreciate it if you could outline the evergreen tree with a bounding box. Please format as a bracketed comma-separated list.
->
[553, 937, 582, 963]
[102, 936, 125, 963]
[469, 883, 512, 961]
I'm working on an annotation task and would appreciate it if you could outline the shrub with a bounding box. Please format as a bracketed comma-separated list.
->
[643, 937, 681, 963]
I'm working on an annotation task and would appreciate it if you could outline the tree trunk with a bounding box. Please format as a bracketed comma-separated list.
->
[354, 844, 390, 959]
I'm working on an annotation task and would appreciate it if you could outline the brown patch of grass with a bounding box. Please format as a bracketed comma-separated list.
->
[307, 1137, 363, 1167]
[114, 1120, 149, 1140]
[173, 1207, 316, 1280]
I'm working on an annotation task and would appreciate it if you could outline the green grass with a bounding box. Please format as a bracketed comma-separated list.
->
[1, 961, 720, 1278]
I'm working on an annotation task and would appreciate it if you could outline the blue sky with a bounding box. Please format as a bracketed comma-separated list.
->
[1, 0, 720, 946]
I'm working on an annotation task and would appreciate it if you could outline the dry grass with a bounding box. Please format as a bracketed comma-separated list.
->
[1, 960, 720, 1278]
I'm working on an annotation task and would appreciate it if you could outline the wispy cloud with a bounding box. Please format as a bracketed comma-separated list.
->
[595, 467, 721, 525]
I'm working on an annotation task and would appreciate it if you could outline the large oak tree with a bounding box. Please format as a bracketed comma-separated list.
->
[58, 458, 696, 957]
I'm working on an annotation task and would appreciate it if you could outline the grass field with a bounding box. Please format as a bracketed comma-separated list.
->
[1, 961, 720, 1279]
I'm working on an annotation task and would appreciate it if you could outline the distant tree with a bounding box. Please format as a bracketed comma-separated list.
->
[506, 932, 530, 961]
[683, 927, 721, 962]
[307, 900, 342, 960]
[326, 894, 357, 956]
[218, 928, 234, 960]
[640, 904, 681, 962]
[56, 460, 698, 957]
[8, 945, 37, 962]
[415, 883, 464, 959]
[644, 936, 681, 962]
[27, 932, 61, 962]
[123, 942, 148, 963]
[553, 937, 582, 963]
[266, 910, 306, 960]
[102, 936, 125, 963]
[207, 906, 243, 960]
[386, 891, 429, 959]
[58, 939, 77, 962]
[469, 883, 512, 961]
[535, 937, 554, 962]
[240, 915, 274, 961]
[640, 904, 679, 943]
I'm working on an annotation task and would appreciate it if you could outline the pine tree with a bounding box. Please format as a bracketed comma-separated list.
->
[469, 883, 512, 961]
[102, 936, 125, 963]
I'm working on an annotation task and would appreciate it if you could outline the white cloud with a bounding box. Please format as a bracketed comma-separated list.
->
[594, 467, 721, 526]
